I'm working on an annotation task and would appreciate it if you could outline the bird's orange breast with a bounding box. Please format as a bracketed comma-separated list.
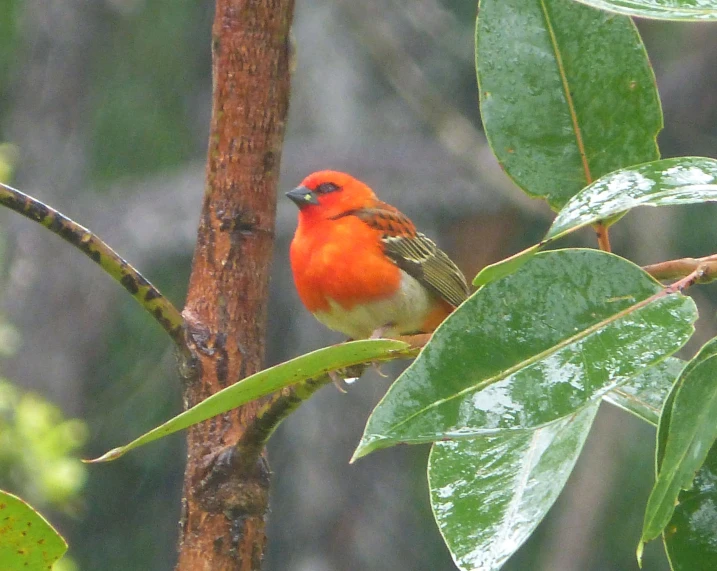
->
[289, 215, 402, 313]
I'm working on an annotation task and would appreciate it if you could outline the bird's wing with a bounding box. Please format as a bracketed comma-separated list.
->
[350, 205, 470, 308]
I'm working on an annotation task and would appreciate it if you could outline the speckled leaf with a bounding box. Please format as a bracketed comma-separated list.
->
[476, 0, 661, 210]
[548, 157, 717, 239]
[604, 357, 685, 426]
[572, 0, 717, 21]
[0, 490, 67, 569]
[353, 250, 696, 460]
[429, 404, 598, 571]
[639, 338, 717, 559]
[89, 339, 408, 462]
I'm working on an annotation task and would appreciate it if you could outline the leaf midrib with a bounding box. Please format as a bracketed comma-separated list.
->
[384, 289, 684, 436]
[540, 0, 592, 186]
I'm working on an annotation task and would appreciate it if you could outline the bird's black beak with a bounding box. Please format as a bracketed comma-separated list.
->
[286, 185, 319, 208]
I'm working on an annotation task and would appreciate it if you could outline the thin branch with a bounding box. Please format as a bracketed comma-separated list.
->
[234, 364, 365, 462]
[0, 181, 185, 347]
[663, 263, 714, 294]
[235, 334, 427, 464]
[594, 221, 611, 252]
[643, 254, 717, 283]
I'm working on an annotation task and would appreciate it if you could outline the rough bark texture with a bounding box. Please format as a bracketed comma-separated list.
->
[177, 1, 294, 569]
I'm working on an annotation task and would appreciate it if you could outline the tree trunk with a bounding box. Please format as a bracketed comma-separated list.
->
[177, 1, 294, 569]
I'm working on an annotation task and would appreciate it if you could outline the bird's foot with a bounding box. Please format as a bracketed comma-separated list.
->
[369, 323, 395, 339]
[329, 370, 348, 393]
[372, 362, 388, 378]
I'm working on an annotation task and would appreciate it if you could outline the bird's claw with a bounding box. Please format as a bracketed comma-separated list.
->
[369, 324, 394, 340]
[372, 362, 388, 378]
[329, 370, 348, 393]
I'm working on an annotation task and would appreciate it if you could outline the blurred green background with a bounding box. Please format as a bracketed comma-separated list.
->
[0, 1, 715, 569]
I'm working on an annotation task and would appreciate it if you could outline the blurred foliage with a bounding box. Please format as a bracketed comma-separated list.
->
[0, 0, 18, 108]
[0, 380, 88, 512]
[0, 143, 16, 184]
[88, 0, 210, 184]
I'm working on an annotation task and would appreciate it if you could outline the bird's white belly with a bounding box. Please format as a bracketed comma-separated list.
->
[314, 271, 434, 339]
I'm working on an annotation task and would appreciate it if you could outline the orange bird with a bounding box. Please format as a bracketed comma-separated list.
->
[287, 171, 469, 340]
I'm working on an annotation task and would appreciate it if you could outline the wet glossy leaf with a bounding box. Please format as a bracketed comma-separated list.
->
[89, 339, 408, 462]
[477, 0, 661, 210]
[548, 157, 717, 239]
[663, 441, 717, 570]
[657, 339, 717, 469]
[354, 250, 696, 459]
[429, 404, 598, 571]
[604, 357, 685, 426]
[0, 490, 67, 568]
[640, 339, 717, 557]
[477, 157, 717, 290]
[572, 0, 717, 21]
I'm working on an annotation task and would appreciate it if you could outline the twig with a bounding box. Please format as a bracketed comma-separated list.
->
[0, 181, 185, 347]
[643, 254, 717, 283]
[235, 334, 428, 464]
[663, 263, 713, 294]
[235, 364, 366, 461]
[594, 221, 611, 252]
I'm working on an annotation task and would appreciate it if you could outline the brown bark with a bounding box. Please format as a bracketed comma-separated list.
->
[177, 1, 294, 569]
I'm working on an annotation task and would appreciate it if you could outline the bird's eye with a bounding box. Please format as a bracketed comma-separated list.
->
[315, 182, 340, 194]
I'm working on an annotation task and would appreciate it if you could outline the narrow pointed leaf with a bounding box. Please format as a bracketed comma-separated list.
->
[354, 249, 696, 460]
[548, 157, 717, 240]
[89, 339, 408, 462]
[429, 404, 599, 571]
[572, 1, 717, 21]
[641, 338, 717, 550]
[477, 0, 661, 211]
[0, 490, 67, 569]
[604, 357, 685, 426]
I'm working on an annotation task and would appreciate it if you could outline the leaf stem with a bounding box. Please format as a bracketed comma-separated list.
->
[0, 181, 185, 347]
[594, 221, 611, 252]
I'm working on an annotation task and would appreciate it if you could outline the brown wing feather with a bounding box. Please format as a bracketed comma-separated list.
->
[351, 206, 470, 308]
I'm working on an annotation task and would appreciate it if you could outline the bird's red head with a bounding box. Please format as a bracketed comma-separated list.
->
[286, 171, 377, 221]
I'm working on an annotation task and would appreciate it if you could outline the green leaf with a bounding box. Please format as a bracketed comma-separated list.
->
[0, 490, 67, 569]
[604, 357, 685, 426]
[640, 338, 717, 555]
[0, 143, 17, 184]
[663, 440, 717, 570]
[89, 339, 408, 462]
[571, 0, 717, 21]
[353, 249, 696, 460]
[476, 0, 661, 211]
[473, 244, 541, 287]
[429, 403, 599, 571]
[479, 157, 717, 290]
[548, 157, 717, 240]
[657, 339, 717, 469]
